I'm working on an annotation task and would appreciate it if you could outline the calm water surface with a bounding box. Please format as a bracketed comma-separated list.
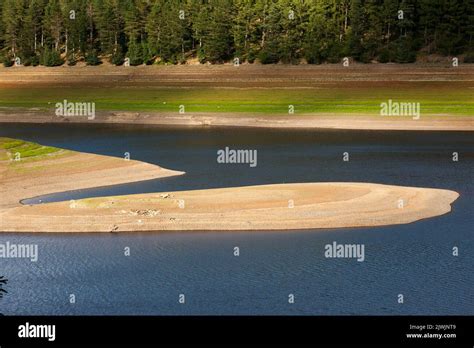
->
[0, 124, 472, 315]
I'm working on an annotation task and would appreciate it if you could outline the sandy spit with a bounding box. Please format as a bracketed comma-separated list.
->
[0, 182, 459, 233]
[0, 148, 184, 211]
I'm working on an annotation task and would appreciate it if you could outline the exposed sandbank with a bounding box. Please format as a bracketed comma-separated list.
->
[0, 138, 459, 232]
[0, 182, 459, 233]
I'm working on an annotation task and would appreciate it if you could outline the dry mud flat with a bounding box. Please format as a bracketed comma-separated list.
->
[0, 182, 459, 233]
[0, 64, 473, 87]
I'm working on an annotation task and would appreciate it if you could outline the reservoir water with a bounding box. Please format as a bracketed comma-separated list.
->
[0, 124, 472, 315]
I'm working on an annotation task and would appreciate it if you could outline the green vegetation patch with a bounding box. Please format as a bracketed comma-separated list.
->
[0, 84, 472, 116]
[0, 137, 63, 160]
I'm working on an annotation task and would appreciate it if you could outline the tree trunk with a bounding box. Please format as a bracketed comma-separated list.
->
[182, 39, 185, 60]
[344, 5, 348, 32]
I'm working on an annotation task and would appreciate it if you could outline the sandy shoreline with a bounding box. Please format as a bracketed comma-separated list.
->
[1, 110, 472, 131]
[1, 64, 472, 131]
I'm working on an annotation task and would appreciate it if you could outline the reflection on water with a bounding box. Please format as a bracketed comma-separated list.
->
[0, 124, 472, 315]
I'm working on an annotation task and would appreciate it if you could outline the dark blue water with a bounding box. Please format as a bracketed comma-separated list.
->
[0, 124, 472, 315]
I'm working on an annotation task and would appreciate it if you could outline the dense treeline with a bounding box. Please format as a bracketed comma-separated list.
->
[0, 0, 473, 67]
